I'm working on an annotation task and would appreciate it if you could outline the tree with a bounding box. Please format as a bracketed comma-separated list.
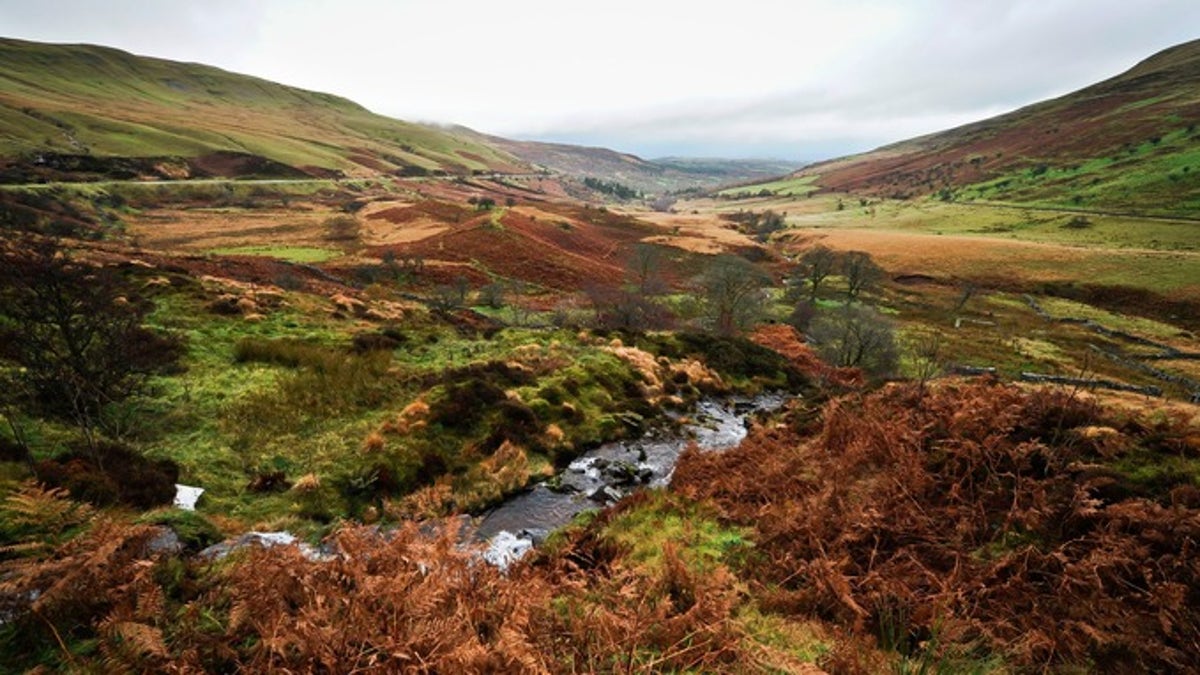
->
[906, 329, 943, 391]
[952, 281, 978, 315]
[429, 277, 470, 312]
[477, 281, 507, 309]
[790, 245, 837, 302]
[586, 284, 673, 332]
[808, 305, 898, 377]
[842, 250, 884, 301]
[698, 254, 772, 336]
[626, 243, 667, 296]
[0, 238, 184, 448]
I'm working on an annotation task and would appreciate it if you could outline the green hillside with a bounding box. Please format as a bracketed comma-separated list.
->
[783, 38, 1200, 218]
[0, 38, 526, 178]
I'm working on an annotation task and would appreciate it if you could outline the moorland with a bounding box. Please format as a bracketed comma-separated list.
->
[0, 35, 1198, 673]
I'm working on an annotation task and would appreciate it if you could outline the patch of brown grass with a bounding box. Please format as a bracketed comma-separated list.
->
[673, 380, 1200, 671]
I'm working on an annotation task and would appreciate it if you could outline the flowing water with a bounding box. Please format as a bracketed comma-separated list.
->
[194, 394, 787, 566]
[476, 394, 786, 567]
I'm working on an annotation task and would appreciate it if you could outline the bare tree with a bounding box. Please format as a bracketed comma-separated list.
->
[791, 245, 838, 302]
[906, 329, 943, 391]
[699, 254, 772, 336]
[586, 284, 673, 332]
[477, 281, 507, 309]
[808, 305, 898, 377]
[626, 243, 667, 296]
[953, 281, 979, 315]
[842, 250, 884, 301]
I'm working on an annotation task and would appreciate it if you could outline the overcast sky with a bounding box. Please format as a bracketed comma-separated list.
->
[2, 1, 1198, 160]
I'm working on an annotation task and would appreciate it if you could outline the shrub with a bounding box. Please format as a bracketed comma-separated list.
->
[673, 381, 1200, 671]
[808, 305, 898, 377]
[0, 237, 185, 445]
[322, 215, 360, 242]
[34, 441, 178, 509]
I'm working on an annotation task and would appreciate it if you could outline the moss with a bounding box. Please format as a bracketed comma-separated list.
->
[136, 509, 223, 551]
[602, 492, 753, 575]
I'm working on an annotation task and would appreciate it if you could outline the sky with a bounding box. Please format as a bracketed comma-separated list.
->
[2, 0, 1198, 161]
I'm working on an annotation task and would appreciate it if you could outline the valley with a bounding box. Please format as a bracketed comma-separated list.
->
[0, 32, 1198, 674]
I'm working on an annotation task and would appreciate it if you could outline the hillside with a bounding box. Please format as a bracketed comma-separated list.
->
[794, 38, 1200, 217]
[475, 131, 800, 194]
[0, 38, 527, 180]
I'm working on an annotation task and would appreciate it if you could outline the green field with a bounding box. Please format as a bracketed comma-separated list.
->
[206, 245, 342, 263]
[0, 38, 522, 175]
[718, 174, 820, 197]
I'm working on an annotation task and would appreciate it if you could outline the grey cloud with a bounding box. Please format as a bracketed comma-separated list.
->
[3, 0, 1198, 161]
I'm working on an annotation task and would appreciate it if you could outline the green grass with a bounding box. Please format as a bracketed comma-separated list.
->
[718, 174, 820, 198]
[602, 492, 752, 574]
[207, 245, 341, 263]
[0, 38, 521, 174]
[951, 126, 1200, 218]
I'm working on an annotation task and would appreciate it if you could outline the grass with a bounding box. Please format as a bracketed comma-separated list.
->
[736, 195, 1200, 296]
[949, 126, 1200, 218]
[0, 38, 520, 174]
[207, 245, 341, 263]
[718, 174, 820, 198]
[601, 492, 753, 574]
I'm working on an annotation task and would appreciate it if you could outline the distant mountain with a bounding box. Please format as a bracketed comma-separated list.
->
[470, 131, 802, 194]
[0, 38, 526, 180]
[796, 39, 1200, 218]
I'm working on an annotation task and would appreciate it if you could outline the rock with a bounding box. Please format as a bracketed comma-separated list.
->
[146, 527, 183, 556]
[588, 486, 624, 503]
[605, 461, 640, 484]
[544, 475, 575, 494]
[199, 531, 329, 562]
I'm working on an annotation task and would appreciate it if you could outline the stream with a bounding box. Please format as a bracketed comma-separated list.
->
[474, 394, 786, 567]
[194, 394, 787, 565]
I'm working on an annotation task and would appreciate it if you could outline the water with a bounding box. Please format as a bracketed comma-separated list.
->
[475, 394, 786, 566]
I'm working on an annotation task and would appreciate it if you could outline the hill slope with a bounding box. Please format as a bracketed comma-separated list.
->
[0, 38, 526, 180]
[796, 39, 1200, 217]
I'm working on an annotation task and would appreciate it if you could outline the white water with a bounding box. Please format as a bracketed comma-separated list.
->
[476, 394, 786, 568]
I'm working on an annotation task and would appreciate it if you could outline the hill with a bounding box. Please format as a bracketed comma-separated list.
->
[473, 131, 800, 194]
[793, 38, 1200, 218]
[0, 38, 526, 180]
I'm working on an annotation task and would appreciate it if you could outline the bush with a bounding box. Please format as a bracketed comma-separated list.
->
[0, 237, 185, 444]
[638, 331, 808, 390]
[34, 441, 179, 509]
[673, 382, 1200, 671]
[808, 305, 898, 377]
[322, 215, 360, 242]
